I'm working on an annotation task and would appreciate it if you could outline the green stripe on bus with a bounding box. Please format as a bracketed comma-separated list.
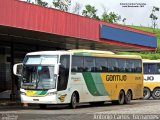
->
[82, 72, 101, 96]
[91, 73, 109, 96]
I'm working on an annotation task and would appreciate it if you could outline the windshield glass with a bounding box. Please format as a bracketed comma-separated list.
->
[21, 55, 58, 90]
[22, 66, 56, 89]
[24, 55, 58, 65]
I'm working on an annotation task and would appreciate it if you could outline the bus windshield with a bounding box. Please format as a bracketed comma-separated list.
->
[21, 66, 56, 90]
[21, 55, 58, 90]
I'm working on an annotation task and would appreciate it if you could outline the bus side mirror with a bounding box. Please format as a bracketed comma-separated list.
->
[54, 64, 60, 75]
[13, 63, 23, 76]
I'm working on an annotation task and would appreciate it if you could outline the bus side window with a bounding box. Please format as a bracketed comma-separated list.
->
[117, 58, 126, 72]
[108, 58, 117, 72]
[143, 63, 148, 74]
[126, 59, 135, 73]
[125, 60, 130, 72]
[84, 56, 95, 72]
[157, 63, 160, 73]
[134, 60, 142, 73]
[71, 56, 84, 72]
[95, 57, 107, 72]
[57, 55, 70, 91]
[148, 63, 156, 74]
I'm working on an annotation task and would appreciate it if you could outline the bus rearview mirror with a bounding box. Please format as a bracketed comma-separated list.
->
[13, 63, 23, 76]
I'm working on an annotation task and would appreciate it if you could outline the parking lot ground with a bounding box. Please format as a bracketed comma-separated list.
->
[0, 100, 160, 120]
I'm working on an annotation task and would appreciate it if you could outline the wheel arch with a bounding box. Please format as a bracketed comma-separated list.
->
[144, 87, 151, 92]
[153, 87, 160, 91]
[120, 89, 125, 95]
[71, 91, 80, 103]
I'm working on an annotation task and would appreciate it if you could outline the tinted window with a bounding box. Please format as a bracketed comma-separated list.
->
[157, 63, 160, 73]
[57, 55, 70, 91]
[71, 55, 142, 73]
[143, 63, 156, 74]
[148, 63, 156, 74]
[71, 56, 84, 72]
[149, 64, 156, 74]
[134, 60, 142, 73]
[108, 58, 118, 72]
[143, 63, 148, 74]
[126, 60, 135, 72]
[84, 57, 95, 72]
[95, 57, 108, 72]
[117, 59, 126, 72]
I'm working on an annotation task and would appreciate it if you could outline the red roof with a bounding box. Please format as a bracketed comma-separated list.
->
[0, 0, 156, 50]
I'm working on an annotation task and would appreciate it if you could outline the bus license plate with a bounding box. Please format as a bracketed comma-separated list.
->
[33, 99, 39, 101]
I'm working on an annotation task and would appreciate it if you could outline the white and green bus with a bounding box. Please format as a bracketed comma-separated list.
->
[13, 49, 143, 108]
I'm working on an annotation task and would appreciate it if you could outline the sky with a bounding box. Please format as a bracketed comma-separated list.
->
[21, 0, 160, 28]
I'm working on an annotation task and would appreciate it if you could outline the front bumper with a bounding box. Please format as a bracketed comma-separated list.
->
[20, 94, 57, 104]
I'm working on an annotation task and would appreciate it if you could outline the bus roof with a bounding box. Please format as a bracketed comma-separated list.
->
[68, 49, 115, 55]
[26, 51, 71, 56]
[69, 49, 142, 59]
[143, 59, 160, 63]
[26, 50, 142, 59]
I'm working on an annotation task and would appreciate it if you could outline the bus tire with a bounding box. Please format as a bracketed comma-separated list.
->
[143, 87, 151, 100]
[124, 90, 132, 104]
[39, 104, 47, 109]
[69, 92, 78, 109]
[112, 90, 125, 105]
[152, 88, 160, 99]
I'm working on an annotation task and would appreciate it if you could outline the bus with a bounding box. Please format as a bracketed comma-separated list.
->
[13, 49, 143, 109]
[143, 59, 160, 100]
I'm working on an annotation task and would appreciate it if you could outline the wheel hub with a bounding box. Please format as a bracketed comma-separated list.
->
[155, 90, 160, 97]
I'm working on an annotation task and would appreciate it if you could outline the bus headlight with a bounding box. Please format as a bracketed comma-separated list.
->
[46, 92, 57, 96]
[20, 91, 26, 95]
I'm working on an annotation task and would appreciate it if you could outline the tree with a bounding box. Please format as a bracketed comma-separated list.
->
[82, 5, 99, 20]
[150, 6, 159, 32]
[35, 0, 48, 7]
[52, 0, 71, 12]
[101, 10, 121, 23]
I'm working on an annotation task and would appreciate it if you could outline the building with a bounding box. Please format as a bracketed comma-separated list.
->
[0, 0, 157, 99]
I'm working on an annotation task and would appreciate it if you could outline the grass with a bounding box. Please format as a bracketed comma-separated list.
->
[118, 26, 160, 59]
[129, 26, 160, 48]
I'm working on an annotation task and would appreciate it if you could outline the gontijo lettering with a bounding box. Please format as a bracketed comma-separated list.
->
[106, 75, 127, 81]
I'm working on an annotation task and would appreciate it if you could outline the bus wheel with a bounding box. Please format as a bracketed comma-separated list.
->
[143, 87, 151, 100]
[152, 88, 160, 99]
[39, 104, 47, 109]
[112, 90, 125, 105]
[69, 92, 77, 109]
[124, 90, 132, 104]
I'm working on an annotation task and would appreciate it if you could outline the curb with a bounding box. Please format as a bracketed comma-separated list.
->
[0, 101, 21, 106]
